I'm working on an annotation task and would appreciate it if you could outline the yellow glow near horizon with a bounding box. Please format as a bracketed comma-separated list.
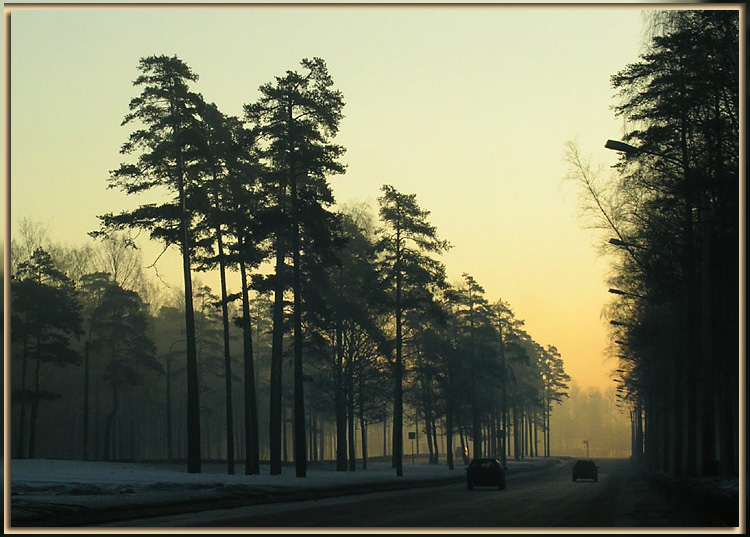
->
[9, 6, 650, 392]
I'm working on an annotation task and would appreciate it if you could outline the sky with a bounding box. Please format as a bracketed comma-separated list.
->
[7, 5, 655, 391]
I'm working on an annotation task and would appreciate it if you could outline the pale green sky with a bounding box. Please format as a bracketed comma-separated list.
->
[9, 5, 651, 390]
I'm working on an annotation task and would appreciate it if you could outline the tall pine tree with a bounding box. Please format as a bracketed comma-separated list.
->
[376, 185, 450, 476]
[245, 57, 346, 477]
[95, 55, 204, 473]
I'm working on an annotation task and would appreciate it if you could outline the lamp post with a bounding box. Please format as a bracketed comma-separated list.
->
[607, 237, 649, 275]
[608, 288, 645, 300]
[608, 237, 638, 248]
[605, 139, 683, 167]
[604, 139, 635, 154]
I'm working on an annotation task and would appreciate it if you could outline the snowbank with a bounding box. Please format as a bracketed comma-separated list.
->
[8, 457, 559, 527]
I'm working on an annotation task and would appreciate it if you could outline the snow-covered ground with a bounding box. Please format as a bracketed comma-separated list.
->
[10, 456, 465, 492]
[8, 456, 539, 527]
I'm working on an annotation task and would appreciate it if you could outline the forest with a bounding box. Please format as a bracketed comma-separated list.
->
[10, 55, 572, 476]
[566, 10, 739, 478]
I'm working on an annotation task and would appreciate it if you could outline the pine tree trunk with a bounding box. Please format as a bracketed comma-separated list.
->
[445, 380, 454, 470]
[239, 241, 260, 475]
[82, 337, 91, 461]
[174, 106, 201, 474]
[346, 347, 356, 471]
[383, 415, 388, 459]
[431, 416, 439, 464]
[358, 367, 368, 469]
[103, 375, 119, 461]
[28, 342, 42, 459]
[269, 242, 285, 475]
[16, 330, 29, 459]
[424, 404, 434, 464]
[458, 425, 468, 464]
[166, 353, 173, 462]
[335, 319, 347, 471]
[672, 357, 684, 475]
[513, 406, 520, 461]
[359, 415, 368, 470]
[282, 394, 288, 463]
[393, 224, 403, 476]
[347, 401, 356, 471]
[287, 105, 307, 479]
[216, 222, 235, 475]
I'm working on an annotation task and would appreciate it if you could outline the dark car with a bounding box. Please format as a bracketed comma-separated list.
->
[466, 458, 506, 490]
[572, 459, 598, 482]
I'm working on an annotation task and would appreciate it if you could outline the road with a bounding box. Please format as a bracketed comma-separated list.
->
[99, 458, 728, 528]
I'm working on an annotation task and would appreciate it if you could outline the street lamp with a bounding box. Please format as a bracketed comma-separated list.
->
[604, 139, 636, 154]
[608, 288, 646, 300]
[607, 237, 649, 275]
[608, 237, 637, 248]
[605, 139, 683, 168]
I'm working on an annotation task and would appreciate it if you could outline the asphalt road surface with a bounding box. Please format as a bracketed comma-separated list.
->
[98, 458, 729, 529]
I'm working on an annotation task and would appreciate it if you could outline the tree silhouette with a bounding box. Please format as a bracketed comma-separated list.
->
[568, 10, 739, 477]
[11, 248, 83, 458]
[304, 206, 390, 471]
[95, 55, 205, 472]
[89, 282, 160, 461]
[245, 57, 346, 477]
[539, 345, 570, 458]
[190, 100, 266, 475]
[376, 184, 450, 476]
[78, 271, 114, 461]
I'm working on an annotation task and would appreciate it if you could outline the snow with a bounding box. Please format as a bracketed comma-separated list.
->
[8, 456, 535, 527]
[10, 457, 469, 492]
